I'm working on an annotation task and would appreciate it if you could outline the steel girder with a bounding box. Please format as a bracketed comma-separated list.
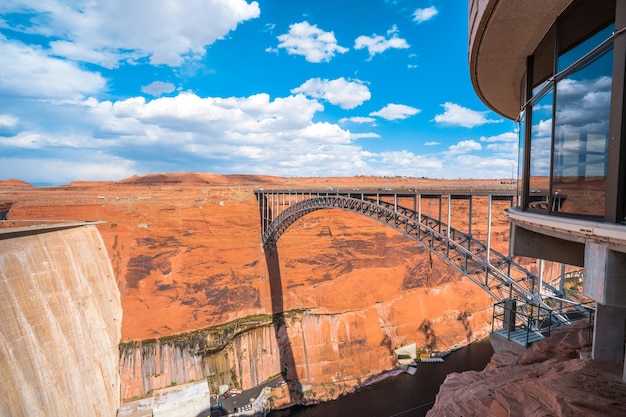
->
[261, 195, 576, 329]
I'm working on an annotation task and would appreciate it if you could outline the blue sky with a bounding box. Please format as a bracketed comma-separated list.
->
[0, 0, 518, 185]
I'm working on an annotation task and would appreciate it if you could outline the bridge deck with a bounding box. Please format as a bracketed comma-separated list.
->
[255, 189, 592, 340]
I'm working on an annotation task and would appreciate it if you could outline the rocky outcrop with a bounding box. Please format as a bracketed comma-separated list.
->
[0, 225, 122, 417]
[427, 321, 626, 417]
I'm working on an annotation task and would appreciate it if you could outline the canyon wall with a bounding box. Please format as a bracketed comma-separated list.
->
[1, 174, 535, 404]
[0, 225, 122, 417]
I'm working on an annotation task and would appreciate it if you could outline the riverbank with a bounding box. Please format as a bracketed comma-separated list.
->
[268, 340, 494, 417]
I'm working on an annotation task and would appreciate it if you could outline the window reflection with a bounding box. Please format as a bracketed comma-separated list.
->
[528, 92, 553, 211]
[552, 50, 612, 217]
[558, 24, 614, 71]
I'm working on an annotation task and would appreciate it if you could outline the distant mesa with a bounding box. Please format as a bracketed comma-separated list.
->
[0, 179, 32, 187]
[117, 172, 284, 186]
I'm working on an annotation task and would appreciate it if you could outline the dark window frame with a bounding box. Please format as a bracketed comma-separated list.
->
[520, 0, 624, 223]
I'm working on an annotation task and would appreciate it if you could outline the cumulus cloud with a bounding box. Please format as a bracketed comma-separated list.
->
[141, 81, 176, 96]
[2, 0, 260, 67]
[445, 140, 482, 155]
[434, 102, 502, 128]
[1, 90, 385, 182]
[413, 6, 438, 23]
[354, 25, 409, 59]
[0, 36, 106, 99]
[274, 21, 348, 63]
[370, 103, 421, 120]
[291, 77, 371, 109]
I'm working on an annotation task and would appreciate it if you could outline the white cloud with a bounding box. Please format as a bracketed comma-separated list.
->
[486, 142, 517, 154]
[339, 116, 377, 124]
[533, 118, 552, 138]
[0, 36, 106, 99]
[434, 102, 502, 128]
[479, 132, 517, 143]
[354, 25, 409, 59]
[4, 87, 513, 183]
[0, 114, 19, 128]
[413, 6, 438, 23]
[370, 103, 421, 120]
[449, 154, 517, 179]
[351, 132, 381, 139]
[445, 140, 482, 156]
[3, 0, 261, 67]
[275, 21, 348, 63]
[291, 77, 371, 109]
[141, 81, 176, 96]
[424, 141, 440, 146]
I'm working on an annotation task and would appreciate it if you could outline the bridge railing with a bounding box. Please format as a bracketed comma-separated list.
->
[255, 189, 591, 335]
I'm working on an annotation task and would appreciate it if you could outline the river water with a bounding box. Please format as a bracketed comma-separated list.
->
[268, 340, 494, 417]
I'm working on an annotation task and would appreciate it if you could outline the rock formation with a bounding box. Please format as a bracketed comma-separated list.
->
[427, 321, 626, 417]
[1, 173, 530, 405]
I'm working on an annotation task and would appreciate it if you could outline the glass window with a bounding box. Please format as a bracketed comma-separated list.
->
[558, 0, 615, 65]
[552, 49, 613, 217]
[528, 92, 553, 211]
[558, 24, 614, 71]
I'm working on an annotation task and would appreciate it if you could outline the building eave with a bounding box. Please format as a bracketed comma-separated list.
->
[468, 0, 573, 120]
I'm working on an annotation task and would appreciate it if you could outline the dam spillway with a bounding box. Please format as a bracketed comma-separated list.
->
[0, 223, 122, 417]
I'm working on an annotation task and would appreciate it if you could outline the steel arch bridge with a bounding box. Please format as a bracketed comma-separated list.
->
[256, 188, 590, 342]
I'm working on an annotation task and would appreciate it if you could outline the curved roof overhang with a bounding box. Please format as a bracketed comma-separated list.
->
[468, 0, 573, 120]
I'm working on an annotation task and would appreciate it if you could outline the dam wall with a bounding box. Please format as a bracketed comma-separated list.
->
[0, 225, 122, 417]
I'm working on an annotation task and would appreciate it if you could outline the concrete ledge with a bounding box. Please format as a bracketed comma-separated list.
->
[489, 331, 529, 356]
[0, 221, 103, 239]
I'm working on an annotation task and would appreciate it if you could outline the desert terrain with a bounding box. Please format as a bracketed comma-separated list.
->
[7, 172, 621, 415]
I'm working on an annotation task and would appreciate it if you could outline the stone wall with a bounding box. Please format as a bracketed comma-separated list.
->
[0, 225, 122, 417]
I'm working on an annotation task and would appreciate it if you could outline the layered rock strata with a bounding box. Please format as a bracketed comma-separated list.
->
[1, 174, 528, 404]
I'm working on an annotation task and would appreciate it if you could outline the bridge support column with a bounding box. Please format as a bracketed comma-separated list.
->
[592, 303, 626, 366]
[584, 242, 626, 380]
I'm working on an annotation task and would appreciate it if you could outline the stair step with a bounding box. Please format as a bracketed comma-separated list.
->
[494, 328, 545, 346]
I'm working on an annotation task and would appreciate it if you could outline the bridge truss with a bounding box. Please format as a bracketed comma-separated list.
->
[255, 189, 591, 344]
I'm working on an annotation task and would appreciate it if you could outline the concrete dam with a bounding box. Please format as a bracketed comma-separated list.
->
[0, 223, 122, 417]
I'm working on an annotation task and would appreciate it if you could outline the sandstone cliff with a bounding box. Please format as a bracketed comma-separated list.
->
[0, 225, 122, 417]
[1, 173, 530, 404]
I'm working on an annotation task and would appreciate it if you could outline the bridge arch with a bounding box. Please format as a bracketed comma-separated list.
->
[259, 192, 581, 332]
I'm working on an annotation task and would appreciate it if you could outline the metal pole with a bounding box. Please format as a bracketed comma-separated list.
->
[394, 193, 398, 227]
[486, 194, 492, 265]
[538, 259, 544, 303]
[559, 263, 566, 314]
[446, 194, 451, 258]
[418, 194, 422, 240]
[438, 195, 442, 233]
[468, 195, 473, 251]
